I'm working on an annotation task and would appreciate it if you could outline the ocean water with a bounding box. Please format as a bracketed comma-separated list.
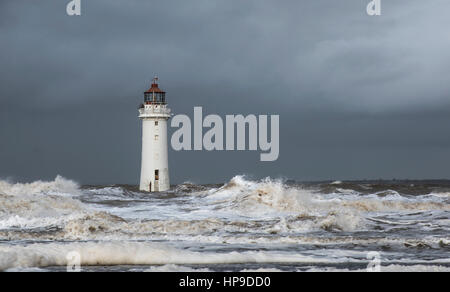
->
[0, 175, 449, 272]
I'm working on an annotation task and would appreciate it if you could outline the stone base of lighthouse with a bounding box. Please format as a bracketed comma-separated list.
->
[139, 110, 170, 192]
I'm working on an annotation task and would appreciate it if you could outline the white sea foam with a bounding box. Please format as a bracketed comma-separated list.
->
[0, 175, 79, 197]
[0, 176, 101, 233]
[4, 267, 48, 272]
[1, 241, 447, 271]
[330, 181, 342, 185]
[212, 176, 448, 211]
[240, 268, 283, 272]
[0, 176, 84, 218]
[306, 264, 450, 272]
[0, 241, 349, 271]
[0, 175, 448, 271]
[142, 264, 211, 272]
[1, 175, 448, 239]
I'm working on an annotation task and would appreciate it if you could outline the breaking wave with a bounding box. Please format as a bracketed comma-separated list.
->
[0, 175, 449, 271]
[1, 175, 449, 238]
[0, 241, 334, 271]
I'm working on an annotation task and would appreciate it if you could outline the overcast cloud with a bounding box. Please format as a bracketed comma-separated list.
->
[1, 0, 450, 184]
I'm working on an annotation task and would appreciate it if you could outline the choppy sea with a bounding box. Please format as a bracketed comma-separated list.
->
[0, 175, 449, 272]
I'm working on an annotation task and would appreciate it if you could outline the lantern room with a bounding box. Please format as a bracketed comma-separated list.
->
[144, 76, 166, 105]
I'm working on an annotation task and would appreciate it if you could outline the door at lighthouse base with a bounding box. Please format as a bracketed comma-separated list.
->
[154, 169, 159, 192]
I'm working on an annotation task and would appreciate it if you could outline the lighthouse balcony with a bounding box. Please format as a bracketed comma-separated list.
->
[139, 105, 171, 118]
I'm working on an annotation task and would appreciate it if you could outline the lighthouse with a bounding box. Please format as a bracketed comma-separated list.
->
[139, 76, 171, 192]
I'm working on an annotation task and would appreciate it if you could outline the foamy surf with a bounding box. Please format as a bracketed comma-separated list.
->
[0, 241, 350, 271]
[0, 175, 449, 271]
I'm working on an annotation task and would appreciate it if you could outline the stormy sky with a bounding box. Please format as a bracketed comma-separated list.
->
[1, 0, 450, 185]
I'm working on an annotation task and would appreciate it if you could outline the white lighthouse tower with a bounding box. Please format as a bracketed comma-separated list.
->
[139, 76, 171, 192]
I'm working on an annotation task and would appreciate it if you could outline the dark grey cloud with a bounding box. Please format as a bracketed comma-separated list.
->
[1, 0, 450, 184]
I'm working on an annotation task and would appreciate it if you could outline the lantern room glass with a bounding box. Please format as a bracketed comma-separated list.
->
[144, 92, 166, 104]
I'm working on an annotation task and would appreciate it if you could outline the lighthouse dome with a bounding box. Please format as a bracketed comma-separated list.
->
[145, 82, 165, 93]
